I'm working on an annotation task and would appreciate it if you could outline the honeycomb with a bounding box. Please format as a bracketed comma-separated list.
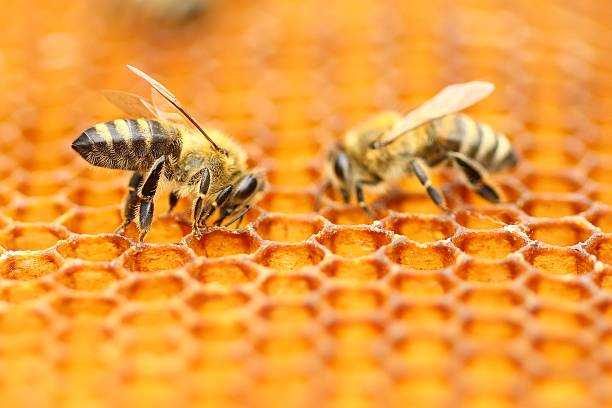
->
[0, 0, 611, 406]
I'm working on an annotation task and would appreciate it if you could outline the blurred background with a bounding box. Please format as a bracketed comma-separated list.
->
[0, 0, 611, 407]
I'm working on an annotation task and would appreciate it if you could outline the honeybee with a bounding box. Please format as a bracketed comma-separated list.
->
[72, 65, 266, 242]
[320, 81, 518, 215]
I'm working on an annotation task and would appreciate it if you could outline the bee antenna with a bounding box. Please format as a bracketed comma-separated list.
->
[126, 64, 223, 154]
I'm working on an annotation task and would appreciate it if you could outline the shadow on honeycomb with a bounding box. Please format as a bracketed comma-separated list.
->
[0, 0, 611, 406]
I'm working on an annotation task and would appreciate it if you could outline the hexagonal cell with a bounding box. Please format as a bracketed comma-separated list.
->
[187, 259, 259, 286]
[186, 229, 260, 258]
[531, 376, 593, 407]
[16, 169, 70, 197]
[60, 207, 124, 235]
[522, 145, 581, 169]
[132, 215, 192, 244]
[255, 242, 325, 272]
[593, 267, 612, 293]
[521, 196, 589, 218]
[392, 302, 453, 330]
[586, 235, 612, 266]
[119, 304, 184, 329]
[67, 183, 125, 208]
[386, 193, 444, 215]
[56, 234, 131, 262]
[530, 305, 592, 335]
[461, 353, 522, 392]
[320, 206, 374, 226]
[526, 275, 593, 304]
[0, 223, 68, 251]
[317, 227, 391, 257]
[186, 290, 251, 318]
[56, 264, 125, 291]
[524, 246, 594, 276]
[390, 374, 452, 407]
[324, 287, 385, 315]
[446, 181, 523, 209]
[0, 252, 62, 280]
[258, 302, 317, 329]
[527, 220, 593, 246]
[0, 306, 51, 335]
[258, 191, 315, 214]
[392, 334, 452, 370]
[0, 281, 54, 303]
[254, 214, 324, 243]
[454, 208, 520, 230]
[51, 296, 117, 320]
[453, 230, 526, 260]
[326, 318, 383, 345]
[457, 287, 524, 313]
[588, 163, 612, 186]
[521, 171, 582, 193]
[587, 207, 612, 233]
[6, 196, 71, 223]
[453, 258, 526, 282]
[260, 274, 320, 298]
[385, 214, 456, 243]
[462, 316, 522, 344]
[255, 332, 314, 362]
[534, 337, 589, 368]
[386, 241, 457, 270]
[390, 272, 454, 298]
[321, 258, 389, 282]
[193, 318, 249, 343]
[118, 275, 186, 302]
[122, 245, 193, 273]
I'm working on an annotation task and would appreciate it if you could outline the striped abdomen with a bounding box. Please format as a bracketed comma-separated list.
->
[71, 119, 182, 171]
[438, 114, 517, 172]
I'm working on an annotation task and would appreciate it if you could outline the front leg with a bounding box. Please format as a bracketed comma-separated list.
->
[137, 156, 166, 242]
[409, 159, 448, 211]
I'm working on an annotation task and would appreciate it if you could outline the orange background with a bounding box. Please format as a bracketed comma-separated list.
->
[0, 0, 611, 406]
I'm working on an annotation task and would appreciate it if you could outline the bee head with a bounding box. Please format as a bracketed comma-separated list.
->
[327, 145, 353, 203]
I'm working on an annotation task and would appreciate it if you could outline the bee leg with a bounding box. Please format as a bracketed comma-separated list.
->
[408, 160, 449, 211]
[115, 172, 143, 235]
[448, 152, 503, 203]
[192, 168, 212, 237]
[223, 205, 251, 228]
[137, 156, 166, 242]
[167, 191, 180, 215]
[194, 185, 233, 235]
[355, 181, 375, 218]
[314, 179, 331, 211]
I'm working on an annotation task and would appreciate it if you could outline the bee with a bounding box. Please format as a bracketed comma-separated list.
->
[72, 65, 266, 242]
[320, 81, 518, 215]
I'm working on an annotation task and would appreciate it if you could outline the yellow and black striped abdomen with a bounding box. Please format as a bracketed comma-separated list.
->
[439, 114, 517, 172]
[71, 119, 182, 171]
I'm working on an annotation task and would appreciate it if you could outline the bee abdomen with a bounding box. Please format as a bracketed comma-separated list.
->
[444, 115, 517, 173]
[71, 119, 182, 171]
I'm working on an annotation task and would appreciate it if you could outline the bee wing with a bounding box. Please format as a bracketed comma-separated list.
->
[126, 65, 222, 152]
[150, 89, 189, 124]
[374, 81, 495, 148]
[101, 90, 159, 119]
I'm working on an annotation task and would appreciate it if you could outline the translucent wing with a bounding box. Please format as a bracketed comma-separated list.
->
[101, 90, 159, 118]
[374, 81, 495, 148]
[150, 89, 186, 124]
[126, 65, 221, 152]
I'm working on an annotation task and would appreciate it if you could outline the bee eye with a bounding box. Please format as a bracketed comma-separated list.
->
[333, 151, 351, 183]
[235, 175, 258, 200]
